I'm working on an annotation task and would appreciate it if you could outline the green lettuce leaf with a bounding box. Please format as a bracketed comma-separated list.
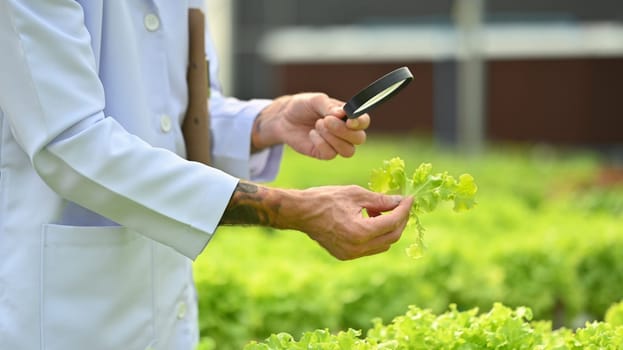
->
[369, 157, 478, 258]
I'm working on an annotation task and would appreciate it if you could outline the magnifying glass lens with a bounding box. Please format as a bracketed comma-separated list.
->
[353, 80, 405, 115]
[343, 66, 413, 119]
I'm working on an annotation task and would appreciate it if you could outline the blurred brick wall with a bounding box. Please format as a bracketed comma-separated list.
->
[487, 57, 623, 145]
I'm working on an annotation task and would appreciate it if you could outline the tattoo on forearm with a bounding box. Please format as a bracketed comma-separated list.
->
[220, 181, 281, 226]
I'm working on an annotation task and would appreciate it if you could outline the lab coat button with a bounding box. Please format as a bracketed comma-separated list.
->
[144, 13, 160, 32]
[160, 114, 172, 133]
[177, 301, 187, 319]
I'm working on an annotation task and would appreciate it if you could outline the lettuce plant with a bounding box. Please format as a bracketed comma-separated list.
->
[369, 157, 478, 257]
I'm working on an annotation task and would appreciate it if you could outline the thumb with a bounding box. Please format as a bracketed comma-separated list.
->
[364, 193, 404, 215]
[309, 94, 345, 118]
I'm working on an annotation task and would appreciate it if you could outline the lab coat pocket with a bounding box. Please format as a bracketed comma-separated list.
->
[41, 224, 154, 350]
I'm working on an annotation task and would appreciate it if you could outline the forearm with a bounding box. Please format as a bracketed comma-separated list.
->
[219, 181, 412, 261]
[219, 180, 300, 228]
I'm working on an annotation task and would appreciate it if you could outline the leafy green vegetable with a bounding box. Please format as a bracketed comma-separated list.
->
[243, 302, 623, 349]
[369, 157, 478, 258]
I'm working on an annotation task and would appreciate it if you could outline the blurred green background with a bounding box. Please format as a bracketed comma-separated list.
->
[193, 135, 623, 349]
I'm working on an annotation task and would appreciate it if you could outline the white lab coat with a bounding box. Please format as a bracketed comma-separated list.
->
[0, 1, 282, 349]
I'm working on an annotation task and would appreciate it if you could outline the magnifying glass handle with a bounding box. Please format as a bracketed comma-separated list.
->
[341, 106, 359, 121]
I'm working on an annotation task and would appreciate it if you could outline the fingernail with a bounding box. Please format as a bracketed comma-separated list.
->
[348, 118, 359, 128]
[390, 195, 403, 205]
[331, 106, 343, 115]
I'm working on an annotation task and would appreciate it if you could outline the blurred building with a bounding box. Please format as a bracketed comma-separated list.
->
[212, 0, 623, 149]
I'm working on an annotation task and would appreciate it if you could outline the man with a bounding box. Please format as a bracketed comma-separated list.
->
[0, 1, 412, 349]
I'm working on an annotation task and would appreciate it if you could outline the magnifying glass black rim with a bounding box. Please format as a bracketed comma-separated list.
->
[343, 66, 413, 119]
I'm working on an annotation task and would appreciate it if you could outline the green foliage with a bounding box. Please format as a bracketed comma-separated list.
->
[570, 322, 623, 349]
[195, 267, 252, 349]
[369, 157, 478, 257]
[493, 247, 581, 327]
[193, 137, 623, 349]
[576, 242, 623, 319]
[242, 303, 623, 349]
[605, 301, 623, 327]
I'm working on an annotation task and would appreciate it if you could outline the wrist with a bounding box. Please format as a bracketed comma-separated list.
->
[251, 95, 291, 151]
[220, 181, 306, 229]
[250, 115, 270, 153]
[272, 188, 308, 230]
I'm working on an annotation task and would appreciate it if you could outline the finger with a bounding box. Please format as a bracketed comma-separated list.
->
[361, 230, 403, 257]
[361, 193, 404, 213]
[309, 94, 346, 118]
[315, 118, 356, 158]
[360, 245, 392, 258]
[365, 209, 382, 217]
[327, 104, 348, 120]
[308, 129, 337, 160]
[324, 116, 367, 146]
[346, 220, 407, 259]
[339, 243, 392, 260]
[345, 113, 371, 131]
[312, 95, 371, 128]
[365, 196, 413, 238]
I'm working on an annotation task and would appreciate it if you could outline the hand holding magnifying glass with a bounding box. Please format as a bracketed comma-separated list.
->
[342, 66, 413, 120]
[249, 66, 414, 160]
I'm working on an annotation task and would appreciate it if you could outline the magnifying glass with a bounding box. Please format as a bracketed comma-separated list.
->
[342, 66, 413, 119]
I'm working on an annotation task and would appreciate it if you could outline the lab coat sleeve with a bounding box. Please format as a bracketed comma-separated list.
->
[0, 0, 236, 259]
[202, 7, 284, 182]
